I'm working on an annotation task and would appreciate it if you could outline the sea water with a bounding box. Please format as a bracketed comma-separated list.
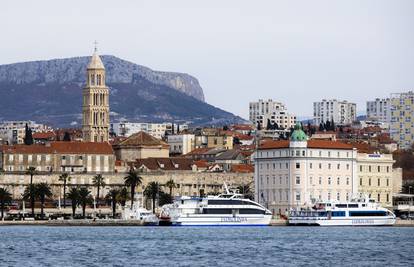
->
[0, 226, 413, 266]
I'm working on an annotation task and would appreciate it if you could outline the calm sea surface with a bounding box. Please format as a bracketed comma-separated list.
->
[0, 226, 413, 267]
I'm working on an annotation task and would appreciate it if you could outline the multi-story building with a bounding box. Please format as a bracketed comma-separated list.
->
[249, 99, 296, 129]
[0, 142, 115, 173]
[254, 124, 358, 214]
[366, 98, 391, 123]
[390, 91, 414, 149]
[167, 134, 195, 155]
[82, 47, 110, 143]
[111, 122, 187, 139]
[313, 99, 356, 126]
[357, 152, 402, 208]
[0, 121, 51, 145]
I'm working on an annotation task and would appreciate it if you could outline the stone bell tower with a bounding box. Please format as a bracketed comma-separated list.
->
[82, 43, 110, 142]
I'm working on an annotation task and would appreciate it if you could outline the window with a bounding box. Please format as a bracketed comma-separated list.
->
[328, 192, 331, 200]
[369, 166, 372, 172]
[319, 177, 322, 185]
[295, 176, 300, 185]
[310, 177, 313, 185]
[346, 164, 350, 170]
[319, 151, 322, 157]
[62, 156, 66, 160]
[319, 163, 322, 169]
[295, 192, 301, 201]
[296, 163, 300, 169]
[346, 192, 349, 201]
[386, 194, 389, 202]
[279, 176, 282, 185]
[369, 178, 371, 186]
[295, 150, 300, 156]
[328, 152, 331, 157]
[337, 164, 340, 170]
[266, 176, 269, 185]
[302, 150, 305, 156]
[310, 163, 313, 169]
[337, 177, 340, 185]
[360, 166, 362, 172]
[328, 163, 331, 170]
[346, 177, 350, 185]
[386, 166, 390, 173]
[337, 192, 340, 201]
[378, 178, 380, 186]
[285, 163, 288, 169]
[377, 166, 380, 172]
[386, 179, 389, 186]
[377, 194, 381, 202]
[328, 177, 331, 185]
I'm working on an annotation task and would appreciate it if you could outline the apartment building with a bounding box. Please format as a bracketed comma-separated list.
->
[313, 99, 356, 126]
[167, 134, 195, 155]
[0, 121, 51, 145]
[366, 98, 391, 123]
[249, 99, 296, 129]
[390, 91, 414, 149]
[111, 122, 188, 139]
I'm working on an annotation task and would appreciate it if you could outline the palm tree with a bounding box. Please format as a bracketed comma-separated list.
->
[117, 187, 129, 207]
[58, 173, 71, 209]
[92, 174, 106, 207]
[144, 181, 160, 213]
[237, 183, 253, 200]
[165, 179, 176, 197]
[105, 188, 120, 218]
[66, 187, 80, 218]
[124, 169, 142, 208]
[0, 187, 12, 220]
[78, 187, 92, 219]
[22, 185, 36, 217]
[35, 183, 53, 219]
[26, 167, 37, 216]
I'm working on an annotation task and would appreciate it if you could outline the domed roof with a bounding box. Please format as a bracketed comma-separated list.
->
[87, 52, 105, 70]
[291, 123, 308, 141]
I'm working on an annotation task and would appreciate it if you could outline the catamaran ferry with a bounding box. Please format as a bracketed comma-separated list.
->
[160, 187, 272, 226]
[288, 196, 396, 226]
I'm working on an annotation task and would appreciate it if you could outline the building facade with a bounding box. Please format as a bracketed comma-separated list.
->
[82, 48, 110, 142]
[167, 134, 195, 155]
[249, 99, 296, 129]
[0, 121, 51, 145]
[254, 124, 358, 214]
[110, 122, 188, 139]
[357, 152, 402, 208]
[366, 98, 391, 123]
[390, 91, 414, 149]
[313, 99, 356, 126]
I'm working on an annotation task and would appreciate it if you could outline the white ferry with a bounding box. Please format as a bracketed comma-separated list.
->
[160, 186, 272, 226]
[288, 197, 396, 226]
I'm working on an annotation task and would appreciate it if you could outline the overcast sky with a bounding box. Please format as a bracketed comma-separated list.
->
[1, 0, 413, 119]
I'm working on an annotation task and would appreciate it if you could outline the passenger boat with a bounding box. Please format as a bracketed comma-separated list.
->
[122, 204, 159, 225]
[288, 196, 396, 226]
[160, 185, 272, 226]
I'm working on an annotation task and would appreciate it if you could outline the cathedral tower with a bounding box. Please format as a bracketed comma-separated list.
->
[82, 46, 110, 142]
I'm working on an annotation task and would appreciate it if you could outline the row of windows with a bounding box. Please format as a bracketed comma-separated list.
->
[260, 162, 351, 170]
[258, 150, 351, 158]
[359, 165, 391, 173]
[360, 178, 390, 187]
[259, 175, 351, 186]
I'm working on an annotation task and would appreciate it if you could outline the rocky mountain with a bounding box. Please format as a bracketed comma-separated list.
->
[0, 56, 245, 127]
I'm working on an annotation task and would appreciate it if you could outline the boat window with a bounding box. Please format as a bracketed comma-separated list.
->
[202, 208, 232, 214]
[348, 204, 358, 208]
[349, 211, 386, 217]
[335, 204, 347, 208]
[239, 209, 265, 215]
[332, 211, 346, 217]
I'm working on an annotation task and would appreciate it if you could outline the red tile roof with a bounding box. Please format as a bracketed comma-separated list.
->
[116, 131, 169, 148]
[231, 164, 254, 173]
[194, 160, 209, 168]
[32, 131, 56, 139]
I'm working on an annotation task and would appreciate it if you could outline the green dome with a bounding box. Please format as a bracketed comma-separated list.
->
[291, 123, 308, 141]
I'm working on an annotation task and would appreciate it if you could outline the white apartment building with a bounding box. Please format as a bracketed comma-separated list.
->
[390, 91, 414, 149]
[0, 121, 51, 145]
[254, 124, 358, 214]
[249, 99, 296, 129]
[167, 134, 196, 155]
[111, 122, 188, 139]
[313, 99, 356, 126]
[366, 98, 391, 123]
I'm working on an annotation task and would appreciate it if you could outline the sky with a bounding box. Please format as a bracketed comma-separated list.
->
[1, 0, 414, 120]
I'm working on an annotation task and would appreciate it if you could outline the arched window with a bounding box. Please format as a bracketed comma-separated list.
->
[97, 74, 101, 86]
[91, 74, 95, 86]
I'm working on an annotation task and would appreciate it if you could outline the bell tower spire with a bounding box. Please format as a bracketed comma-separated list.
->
[82, 43, 110, 143]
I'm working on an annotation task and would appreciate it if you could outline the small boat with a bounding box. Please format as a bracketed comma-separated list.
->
[122, 205, 159, 225]
[160, 184, 272, 226]
[288, 196, 396, 226]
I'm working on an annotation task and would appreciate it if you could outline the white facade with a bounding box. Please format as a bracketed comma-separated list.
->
[167, 134, 196, 155]
[249, 99, 296, 129]
[366, 98, 391, 123]
[0, 121, 51, 144]
[313, 99, 356, 126]
[111, 122, 188, 139]
[390, 91, 414, 149]
[254, 140, 358, 214]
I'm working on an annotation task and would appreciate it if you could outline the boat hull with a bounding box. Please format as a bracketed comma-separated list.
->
[289, 216, 396, 226]
[172, 215, 272, 226]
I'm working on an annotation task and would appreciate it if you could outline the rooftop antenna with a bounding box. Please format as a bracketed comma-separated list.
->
[93, 40, 98, 53]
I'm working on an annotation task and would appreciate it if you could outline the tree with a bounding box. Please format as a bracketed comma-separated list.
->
[66, 187, 80, 218]
[158, 191, 173, 206]
[23, 123, 33, 145]
[257, 121, 262, 131]
[233, 136, 241, 146]
[78, 187, 92, 219]
[124, 169, 143, 208]
[144, 181, 160, 213]
[117, 187, 129, 207]
[63, 132, 71, 141]
[319, 123, 324, 132]
[25, 167, 37, 216]
[266, 119, 272, 130]
[92, 174, 106, 207]
[35, 183, 53, 219]
[22, 185, 36, 217]
[222, 125, 229, 131]
[237, 184, 254, 200]
[105, 188, 120, 218]
[165, 179, 176, 197]
[273, 122, 279, 130]
[0, 187, 12, 220]
[330, 117, 335, 131]
[325, 120, 331, 132]
[58, 173, 71, 209]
